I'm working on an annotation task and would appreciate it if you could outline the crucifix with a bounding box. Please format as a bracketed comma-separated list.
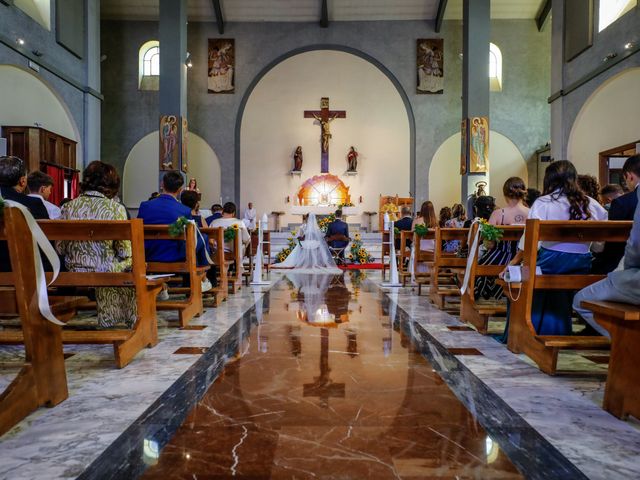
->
[304, 97, 347, 173]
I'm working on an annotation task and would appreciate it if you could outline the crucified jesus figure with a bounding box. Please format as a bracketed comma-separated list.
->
[313, 112, 338, 153]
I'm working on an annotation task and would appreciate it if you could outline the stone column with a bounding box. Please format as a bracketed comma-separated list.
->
[461, 0, 490, 203]
[159, 0, 188, 176]
[550, 0, 565, 161]
[84, 0, 101, 165]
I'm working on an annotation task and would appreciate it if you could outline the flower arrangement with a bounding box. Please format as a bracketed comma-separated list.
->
[224, 224, 238, 242]
[317, 214, 336, 233]
[168, 216, 190, 237]
[414, 223, 429, 237]
[275, 229, 298, 263]
[0, 197, 5, 218]
[478, 219, 504, 242]
[348, 269, 367, 287]
[347, 233, 374, 264]
[338, 202, 354, 208]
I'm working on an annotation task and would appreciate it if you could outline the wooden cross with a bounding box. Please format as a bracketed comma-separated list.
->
[304, 97, 346, 173]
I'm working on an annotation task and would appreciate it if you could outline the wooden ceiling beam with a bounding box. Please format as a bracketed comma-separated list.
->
[320, 0, 329, 28]
[435, 0, 448, 33]
[536, 0, 552, 32]
[212, 0, 225, 34]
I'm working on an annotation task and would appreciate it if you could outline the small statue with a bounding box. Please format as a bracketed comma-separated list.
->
[293, 146, 303, 171]
[347, 146, 358, 172]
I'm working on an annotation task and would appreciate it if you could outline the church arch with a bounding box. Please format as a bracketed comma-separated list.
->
[123, 131, 221, 209]
[0, 64, 81, 163]
[567, 67, 640, 177]
[428, 130, 527, 211]
[235, 44, 416, 207]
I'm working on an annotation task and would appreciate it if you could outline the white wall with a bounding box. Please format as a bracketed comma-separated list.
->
[428, 131, 528, 211]
[240, 50, 410, 227]
[568, 68, 640, 176]
[0, 64, 79, 156]
[123, 131, 221, 208]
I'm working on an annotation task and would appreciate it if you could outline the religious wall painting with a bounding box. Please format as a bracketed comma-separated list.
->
[208, 38, 235, 93]
[417, 38, 444, 94]
[159, 115, 179, 170]
[460, 118, 468, 175]
[469, 116, 489, 173]
[181, 117, 188, 173]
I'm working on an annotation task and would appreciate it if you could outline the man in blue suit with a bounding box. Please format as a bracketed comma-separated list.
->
[138, 171, 209, 267]
[394, 206, 414, 250]
[574, 185, 640, 337]
[325, 209, 350, 261]
[592, 155, 640, 273]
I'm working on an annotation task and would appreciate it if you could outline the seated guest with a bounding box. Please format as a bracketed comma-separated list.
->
[325, 209, 350, 258]
[498, 161, 607, 341]
[411, 201, 437, 273]
[475, 177, 529, 301]
[394, 206, 413, 249]
[463, 196, 495, 228]
[444, 203, 466, 252]
[439, 206, 452, 228]
[57, 161, 136, 328]
[181, 190, 205, 228]
[525, 188, 541, 208]
[592, 155, 640, 274]
[209, 201, 251, 250]
[600, 183, 624, 211]
[577, 174, 601, 202]
[148, 192, 160, 201]
[0, 156, 49, 272]
[205, 203, 223, 224]
[27, 171, 61, 219]
[573, 186, 640, 337]
[138, 171, 211, 269]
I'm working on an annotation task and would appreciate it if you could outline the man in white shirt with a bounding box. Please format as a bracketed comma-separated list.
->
[210, 201, 251, 249]
[27, 171, 61, 219]
[243, 201, 257, 230]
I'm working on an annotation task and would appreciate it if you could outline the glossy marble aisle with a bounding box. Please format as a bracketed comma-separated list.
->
[142, 273, 522, 479]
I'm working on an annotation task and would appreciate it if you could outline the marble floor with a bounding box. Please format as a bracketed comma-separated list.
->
[0, 271, 639, 479]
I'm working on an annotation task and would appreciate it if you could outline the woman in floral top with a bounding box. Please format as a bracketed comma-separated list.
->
[57, 161, 136, 328]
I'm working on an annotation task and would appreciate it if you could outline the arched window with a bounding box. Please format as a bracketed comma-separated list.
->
[599, 0, 637, 31]
[139, 40, 160, 91]
[489, 43, 503, 92]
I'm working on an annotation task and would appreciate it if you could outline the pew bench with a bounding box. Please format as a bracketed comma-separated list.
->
[428, 227, 468, 306]
[0, 218, 163, 369]
[460, 224, 524, 334]
[144, 224, 208, 327]
[412, 231, 436, 292]
[581, 300, 640, 420]
[226, 232, 244, 294]
[200, 227, 228, 306]
[507, 219, 632, 375]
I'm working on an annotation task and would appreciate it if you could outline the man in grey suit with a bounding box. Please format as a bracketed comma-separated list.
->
[573, 186, 640, 337]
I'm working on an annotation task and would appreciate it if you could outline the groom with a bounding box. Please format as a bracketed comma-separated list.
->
[325, 209, 350, 260]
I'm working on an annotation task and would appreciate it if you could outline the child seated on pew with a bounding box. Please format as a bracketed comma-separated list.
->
[497, 161, 607, 342]
[412, 201, 437, 273]
[57, 161, 137, 329]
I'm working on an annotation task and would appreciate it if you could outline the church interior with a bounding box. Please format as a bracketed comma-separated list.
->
[1, 0, 640, 478]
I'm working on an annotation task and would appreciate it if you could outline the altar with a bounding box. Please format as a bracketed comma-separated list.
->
[290, 206, 359, 216]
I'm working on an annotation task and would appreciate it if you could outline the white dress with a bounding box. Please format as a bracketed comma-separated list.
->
[273, 213, 341, 273]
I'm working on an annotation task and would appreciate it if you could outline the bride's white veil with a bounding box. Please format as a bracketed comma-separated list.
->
[276, 213, 340, 272]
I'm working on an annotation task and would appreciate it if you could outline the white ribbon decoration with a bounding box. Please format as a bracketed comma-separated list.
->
[188, 220, 214, 265]
[3, 200, 63, 325]
[460, 219, 482, 296]
[409, 242, 416, 284]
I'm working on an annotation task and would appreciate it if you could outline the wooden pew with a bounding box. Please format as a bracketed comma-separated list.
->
[0, 208, 87, 435]
[460, 224, 524, 334]
[429, 227, 468, 308]
[200, 226, 228, 306]
[226, 232, 243, 294]
[507, 220, 632, 375]
[0, 218, 164, 369]
[413, 230, 436, 293]
[398, 230, 413, 285]
[144, 223, 208, 328]
[580, 300, 640, 420]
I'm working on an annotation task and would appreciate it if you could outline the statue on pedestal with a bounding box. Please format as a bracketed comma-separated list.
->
[293, 146, 303, 172]
[347, 146, 358, 172]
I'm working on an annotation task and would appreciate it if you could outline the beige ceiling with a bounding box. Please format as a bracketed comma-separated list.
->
[101, 0, 546, 22]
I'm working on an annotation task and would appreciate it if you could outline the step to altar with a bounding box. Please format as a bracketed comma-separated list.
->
[268, 231, 384, 262]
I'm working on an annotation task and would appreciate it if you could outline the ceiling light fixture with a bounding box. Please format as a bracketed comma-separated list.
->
[603, 52, 617, 62]
[185, 52, 193, 68]
[16, 38, 25, 46]
[624, 42, 635, 50]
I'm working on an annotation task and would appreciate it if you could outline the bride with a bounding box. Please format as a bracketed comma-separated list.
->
[273, 213, 341, 273]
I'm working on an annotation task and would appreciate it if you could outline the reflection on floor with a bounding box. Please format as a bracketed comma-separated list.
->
[142, 273, 522, 479]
